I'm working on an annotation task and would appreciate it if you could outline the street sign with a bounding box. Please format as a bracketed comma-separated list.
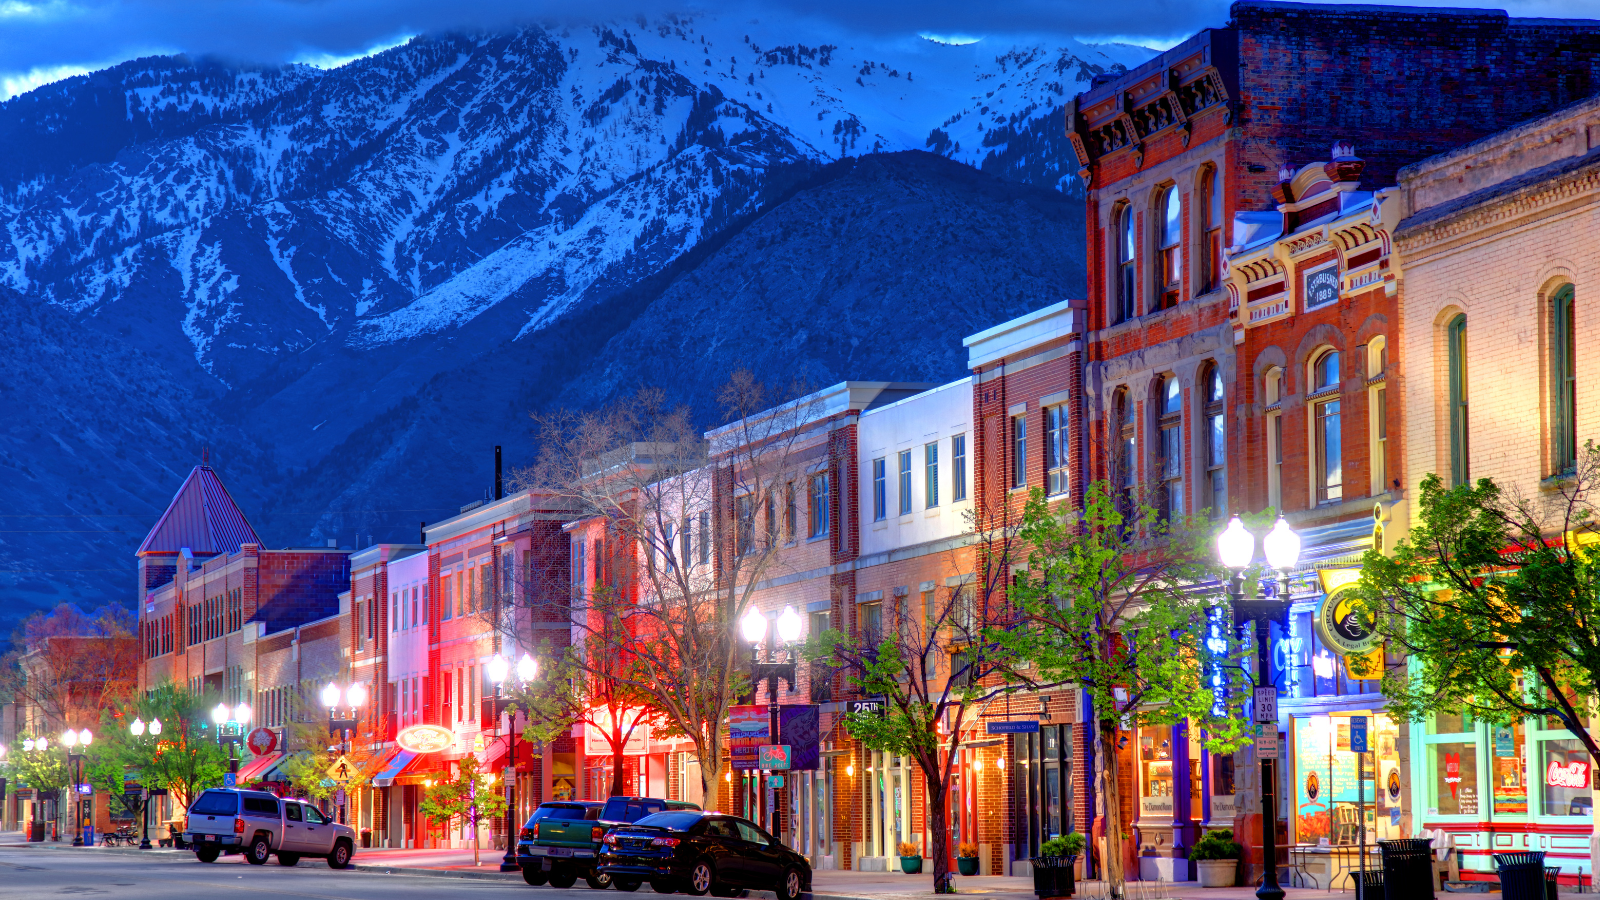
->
[335, 788, 347, 808]
[223, 773, 236, 788]
[1350, 716, 1369, 754]
[847, 700, 884, 717]
[1254, 687, 1278, 724]
[246, 727, 277, 756]
[770, 775, 785, 788]
[1256, 725, 1279, 760]
[758, 745, 792, 770]
[326, 755, 355, 783]
[986, 720, 1041, 735]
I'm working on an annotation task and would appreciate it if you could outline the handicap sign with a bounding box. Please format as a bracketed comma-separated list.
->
[223, 772, 237, 787]
[1350, 716, 1368, 754]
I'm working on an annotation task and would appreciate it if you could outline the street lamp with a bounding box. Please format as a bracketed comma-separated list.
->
[127, 717, 163, 850]
[741, 605, 802, 836]
[321, 682, 366, 826]
[489, 652, 537, 872]
[211, 702, 250, 775]
[62, 727, 93, 846]
[1217, 515, 1300, 900]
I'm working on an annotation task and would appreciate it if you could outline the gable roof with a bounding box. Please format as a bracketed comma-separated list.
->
[136, 465, 262, 557]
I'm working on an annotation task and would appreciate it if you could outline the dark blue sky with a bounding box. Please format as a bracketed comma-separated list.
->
[1, 0, 1594, 100]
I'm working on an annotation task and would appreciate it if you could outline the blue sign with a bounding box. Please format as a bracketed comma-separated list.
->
[223, 772, 237, 788]
[769, 775, 785, 788]
[1350, 716, 1368, 754]
[1494, 726, 1515, 756]
[986, 720, 1041, 735]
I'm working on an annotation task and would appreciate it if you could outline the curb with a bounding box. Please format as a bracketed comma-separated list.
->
[350, 862, 522, 881]
[0, 842, 189, 860]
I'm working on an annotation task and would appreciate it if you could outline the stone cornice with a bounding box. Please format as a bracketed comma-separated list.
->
[1396, 158, 1600, 257]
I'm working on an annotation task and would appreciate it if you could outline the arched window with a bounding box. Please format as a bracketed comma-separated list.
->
[1551, 287, 1576, 476]
[1446, 315, 1468, 486]
[1115, 388, 1136, 496]
[1311, 349, 1342, 504]
[1199, 166, 1222, 293]
[1203, 364, 1226, 518]
[1367, 337, 1389, 495]
[1157, 187, 1183, 310]
[1157, 375, 1183, 518]
[1116, 205, 1137, 324]
[1265, 366, 1284, 511]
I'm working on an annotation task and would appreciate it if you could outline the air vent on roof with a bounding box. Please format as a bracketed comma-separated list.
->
[460, 500, 484, 514]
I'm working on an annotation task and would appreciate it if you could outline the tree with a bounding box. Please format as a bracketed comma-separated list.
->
[419, 754, 507, 866]
[5, 738, 69, 834]
[512, 372, 819, 810]
[811, 506, 1026, 893]
[99, 683, 227, 815]
[0, 604, 139, 736]
[994, 484, 1253, 898]
[1356, 444, 1600, 760]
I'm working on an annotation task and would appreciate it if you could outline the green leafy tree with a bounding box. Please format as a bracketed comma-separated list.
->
[5, 737, 69, 834]
[992, 484, 1253, 898]
[83, 682, 226, 833]
[1355, 445, 1600, 760]
[419, 754, 508, 866]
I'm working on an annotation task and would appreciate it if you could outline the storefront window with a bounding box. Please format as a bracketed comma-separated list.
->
[1539, 739, 1592, 817]
[1373, 715, 1404, 841]
[1490, 722, 1527, 815]
[1432, 709, 1476, 735]
[1139, 724, 1176, 818]
[1211, 754, 1237, 823]
[1432, 743, 1479, 816]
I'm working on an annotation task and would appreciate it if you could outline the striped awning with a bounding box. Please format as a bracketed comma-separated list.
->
[236, 752, 283, 783]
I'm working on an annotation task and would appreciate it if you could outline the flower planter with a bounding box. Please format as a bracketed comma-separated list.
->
[1029, 855, 1076, 898]
[900, 855, 923, 874]
[958, 856, 980, 876]
[1196, 859, 1237, 888]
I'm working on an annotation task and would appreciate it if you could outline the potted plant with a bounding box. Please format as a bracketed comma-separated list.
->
[957, 842, 980, 876]
[1188, 829, 1243, 888]
[898, 841, 923, 874]
[1030, 834, 1083, 898]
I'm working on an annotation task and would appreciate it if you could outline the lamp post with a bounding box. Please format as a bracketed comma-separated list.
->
[740, 605, 802, 834]
[1217, 515, 1301, 900]
[62, 728, 93, 846]
[490, 652, 537, 872]
[128, 717, 163, 849]
[210, 702, 251, 776]
[321, 682, 367, 825]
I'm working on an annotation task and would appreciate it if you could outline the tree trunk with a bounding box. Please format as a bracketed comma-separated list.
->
[700, 752, 724, 813]
[926, 771, 952, 893]
[1097, 720, 1127, 898]
[612, 745, 627, 798]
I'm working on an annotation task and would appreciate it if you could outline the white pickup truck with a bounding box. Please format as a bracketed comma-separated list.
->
[184, 787, 356, 869]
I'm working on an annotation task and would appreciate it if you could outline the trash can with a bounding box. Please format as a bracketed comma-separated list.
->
[1029, 856, 1075, 898]
[27, 821, 44, 842]
[1356, 866, 1385, 900]
[1493, 852, 1549, 900]
[1379, 838, 1435, 900]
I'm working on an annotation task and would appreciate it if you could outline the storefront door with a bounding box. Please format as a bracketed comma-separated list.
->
[1290, 712, 1403, 846]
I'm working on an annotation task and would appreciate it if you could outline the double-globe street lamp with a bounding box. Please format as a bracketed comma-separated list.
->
[1217, 515, 1301, 900]
[321, 682, 368, 825]
[739, 605, 802, 833]
[490, 652, 538, 872]
[210, 702, 252, 775]
[61, 728, 93, 846]
[127, 717, 164, 850]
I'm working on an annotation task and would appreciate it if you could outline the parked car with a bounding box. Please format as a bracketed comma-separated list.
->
[183, 788, 356, 869]
[518, 798, 703, 889]
[598, 810, 810, 900]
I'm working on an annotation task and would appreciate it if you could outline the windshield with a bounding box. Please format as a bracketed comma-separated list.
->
[190, 791, 238, 816]
[527, 805, 594, 824]
[602, 798, 666, 823]
[631, 811, 701, 832]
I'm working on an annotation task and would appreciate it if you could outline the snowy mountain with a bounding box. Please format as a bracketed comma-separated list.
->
[0, 15, 1149, 622]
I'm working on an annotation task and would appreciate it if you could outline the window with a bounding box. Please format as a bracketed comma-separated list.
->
[390, 592, 399, 632]
[763, 491, 777, 547]
[1552, 286, 1577, 476]
[952, 434, 967, 502]
[662, 521, 676, 568]
[925, 442, 940, 508]
[1204, 366, 1226, 518]
[699, 511, 711, 564]
[1115, 388, 1136, 501]
[572, 541, 587, 600]
[411, 587, 420, 628]
[872, 458, 887, 521]
[809, 472, 831, 538]
[680, 517, 693, 564]
[1116, 204, 1137, 324]
[898, 450, 913, 515]
[1200, 166, 1222, 293]
[1045, 405, 1069, 496]
[1368, 338, 1388, 495]
[1265, 367, 1284, 512]
[859, 601, 883, 643]
[784, 482, 797, 540]
[1443, 314, 1468, 486]
[442, 670, 453, 723]
[1312, 350, 1342, 504]
[736, 495, 755, 556]
[442, 577, 454, 620]
[1012, 413, 1028, 489]
[1156, 187, 1182, 310]
[1540, 738, 1592, 816]
[1157, 376, 1183, 518]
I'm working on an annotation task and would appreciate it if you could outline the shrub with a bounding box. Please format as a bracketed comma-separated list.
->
[1039, 833, 1086, 858]
[898, 841, 922, 858]
[958, 841, 979, 858]
[1187, 829, 1243, 861]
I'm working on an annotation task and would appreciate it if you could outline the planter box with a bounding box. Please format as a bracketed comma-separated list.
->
[1196, 859, 1236, 888]
[1029, 856, 1076, 898]
[958, 856, 980, 876]
[900, 856, 923, 874]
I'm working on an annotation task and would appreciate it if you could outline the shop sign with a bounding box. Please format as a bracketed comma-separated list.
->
[986, 720, 1040, 735]
[583, 722, 650, 756]
[1313, 578, 1381, 659]
[1547, 759, 1589, 789]
[397, 724, 455, 754]
[1139, 794, 1174, 817]
[728, 706, 770, 742]
[246, 727, 277, 756]
[1493, 727, 1515, 756]
[1443, 752, 1462, 798]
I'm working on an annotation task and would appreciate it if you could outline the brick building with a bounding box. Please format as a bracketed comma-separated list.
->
[1065, 0, 1600, 884]
[1391, 93, 1600, 883]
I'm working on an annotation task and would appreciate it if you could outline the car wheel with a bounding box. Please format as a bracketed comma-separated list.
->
[245, 837, 271, 866]
[278, 852, 300, 867]
[649, 880, 678, 894]
[585, 872, 613, 890]
[683, 860, 714, 896]
[328, 840, 353, 870]
[195, 847, 220, 864]
[776, 868, 803, 900]
[523, 868, 550, 886]
[614, 880, 641, 893]
[550, 870, 578, 889]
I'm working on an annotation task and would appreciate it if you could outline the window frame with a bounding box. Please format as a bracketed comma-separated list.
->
[1265, 367, 1284, 512]
[1156, 376, 1183, 518]
[1045, 404, 1069, 497]
[872, 458, 887, 522]
[1367, 338, 1389, 496]
[809, 472, 831, 539]
[1311, 349, 1343, 505]
[1116, 204, 1137, 324]
[1156, 186, 1182, 310]
[898, 450, 913, 516]
[1446, 315, 1469, 486]
[924, 441, 940, 509]
[1551, 286, 1577, 476]
[951, 434, 968, 502]
[1199, 165, 1222, 293]
[1012, 413, 1028, 490]
[1203, 365, 1226, 519]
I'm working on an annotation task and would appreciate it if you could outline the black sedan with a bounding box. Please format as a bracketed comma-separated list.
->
[597, 811, 810, 900]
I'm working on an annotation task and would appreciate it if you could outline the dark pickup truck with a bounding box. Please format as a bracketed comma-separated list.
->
[517, 797, 700, 889]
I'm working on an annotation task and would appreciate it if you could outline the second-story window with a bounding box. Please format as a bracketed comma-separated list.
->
[1115, 388, 1135, 509]
[442, 576, 454, 620]
[859, 600, 882, 644]
[1368, 338, 1389, 495]
[1157, 187, 1182, 310]
[1045, 404, 1069, 497]
[1117, 204, 1137, 324]
[1205, 366, 1226, 519]
[784, 482, 797, 540]
[1157, 376, 1183, 518]
[898, 450, 913, 515]
[872, 458, 887, 521]
[698, 511, 711, 564]
[1265, 367, 1284, 512]
[1012, 413, 1028, 489]
[925, 441, 940, 508]
[736, 495, 755, 556]
[1552, 286, 1577, 477]
[809, 472, 831, 538]
[1201, 166, 1222, 293]
[952, 434, 968, 501]
[1312, 349, 1343, 504]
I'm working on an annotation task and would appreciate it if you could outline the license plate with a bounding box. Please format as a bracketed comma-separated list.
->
[204, 835, 218, 842]
[548, 847, 573, 857]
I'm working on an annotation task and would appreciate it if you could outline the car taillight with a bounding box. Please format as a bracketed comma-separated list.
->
[235, 819, 245, 834]
[603, 833, 618, 846]
[592, 825, 605, 841]
[519, 828, 535, 842]
[183, 817, 190, 833]
[531, 823, 539, 839]
[650, 837, 681, 848]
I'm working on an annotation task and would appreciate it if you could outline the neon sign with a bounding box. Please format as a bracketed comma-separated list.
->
[396, 724, 455, 754]
[1547, 760, 1590, 789]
